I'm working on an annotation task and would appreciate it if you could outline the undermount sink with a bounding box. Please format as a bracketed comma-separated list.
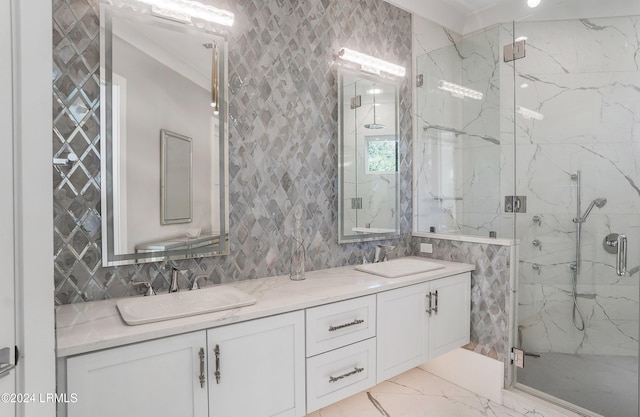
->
[355, 257, 445, 278]
[117, 286, 257, 326]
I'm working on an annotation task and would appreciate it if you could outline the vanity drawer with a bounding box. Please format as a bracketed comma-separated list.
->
[305, 295, 376, 357]
[306, 337, 377, 413]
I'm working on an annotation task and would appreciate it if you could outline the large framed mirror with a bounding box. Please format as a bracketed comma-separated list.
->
[338, 68, 400, 243]
[100, 4, 229, 266]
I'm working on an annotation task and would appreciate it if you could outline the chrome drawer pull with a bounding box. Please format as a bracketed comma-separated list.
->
[329, 366, 364, 383]
[198, 348, 206, 388]
[328, 319, 364, 332]
[214, 344, 221, 384]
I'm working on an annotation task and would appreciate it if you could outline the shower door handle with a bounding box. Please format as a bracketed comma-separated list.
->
[616, 234, 627, 277]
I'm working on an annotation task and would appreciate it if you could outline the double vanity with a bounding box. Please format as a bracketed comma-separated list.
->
[55, 257, 472, 417]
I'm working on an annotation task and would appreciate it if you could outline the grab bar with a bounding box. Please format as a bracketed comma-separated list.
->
[603, 233, 627, 277]
[616, 234, 627, 277]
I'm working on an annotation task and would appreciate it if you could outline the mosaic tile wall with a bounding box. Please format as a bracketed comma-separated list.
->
[412, 236, 512, 364]
[52, 0, 412, 304]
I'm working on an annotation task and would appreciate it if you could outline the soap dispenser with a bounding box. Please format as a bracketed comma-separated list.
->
[290, 206, 306, 281]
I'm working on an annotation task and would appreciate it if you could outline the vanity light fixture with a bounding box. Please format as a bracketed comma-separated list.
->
[516, 105, 544, 120]
[437, 80, 483, 100]
[337, 48, 406, 78]
[136, 0, 234, 26]
[527, 0, 541, 8]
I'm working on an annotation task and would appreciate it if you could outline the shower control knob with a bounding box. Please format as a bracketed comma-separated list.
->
[532, 263, 541, 275]
[532, 215, 542, 226]
[532, 239, 542, 251]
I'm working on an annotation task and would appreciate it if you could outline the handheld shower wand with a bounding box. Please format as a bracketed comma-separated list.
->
[573, 198, 607, 223]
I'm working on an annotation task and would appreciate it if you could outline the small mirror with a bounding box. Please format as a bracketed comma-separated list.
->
[161, 129, 192, 224]
[100, 4, 229, 265]
[338, 68, 400, 243]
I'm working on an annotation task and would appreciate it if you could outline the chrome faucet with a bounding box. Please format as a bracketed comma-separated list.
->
[190, 274, 208, 290]
[373, 245, 396, 263]
[132, 281, 156, 296]
[169, 267, 183, 293]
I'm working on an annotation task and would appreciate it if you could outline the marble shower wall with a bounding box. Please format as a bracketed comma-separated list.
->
[511, 16, 640, 356]
[414, 25, 502, 237]
[52, 0, 412, 304]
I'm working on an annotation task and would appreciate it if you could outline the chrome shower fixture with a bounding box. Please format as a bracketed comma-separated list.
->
[364, 86, 385, 130]
[573, 198, 607, 223]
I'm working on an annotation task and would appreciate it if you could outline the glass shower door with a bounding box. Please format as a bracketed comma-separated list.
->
[512, 15, 640, 416]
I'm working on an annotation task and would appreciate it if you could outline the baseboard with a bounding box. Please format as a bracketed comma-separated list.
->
[419, 348, 504, 403]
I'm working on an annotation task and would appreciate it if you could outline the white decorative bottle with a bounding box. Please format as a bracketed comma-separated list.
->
[290, 206, 306, 281]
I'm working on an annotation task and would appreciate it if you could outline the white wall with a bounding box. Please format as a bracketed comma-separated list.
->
[11, 0, 56, 415]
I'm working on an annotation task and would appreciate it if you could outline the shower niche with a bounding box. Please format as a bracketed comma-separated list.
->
[337, 68, 400, 243]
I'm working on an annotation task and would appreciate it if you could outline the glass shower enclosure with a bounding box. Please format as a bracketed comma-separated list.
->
[415, 8, 639, 417]
[511, 14, 639, 416]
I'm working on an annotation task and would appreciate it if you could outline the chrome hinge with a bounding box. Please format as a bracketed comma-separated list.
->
[351, 197, 363, 209]
[416, 74, 423, 87]
[510, 347, 524, 368]
[504, 40, 526, 62]
[504, 195, 527, 213]
[0, 346, 18, 379]
[350, 95, 362, 109]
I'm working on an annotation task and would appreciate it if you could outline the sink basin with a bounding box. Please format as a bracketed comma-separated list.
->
[117, 286, 257, 326]
[355, 258, 445, 278]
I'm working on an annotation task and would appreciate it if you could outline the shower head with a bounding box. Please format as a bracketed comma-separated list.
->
[573, 197, 607, 223]
[593, 198, 607, 208]
[364, 84, 385, 130]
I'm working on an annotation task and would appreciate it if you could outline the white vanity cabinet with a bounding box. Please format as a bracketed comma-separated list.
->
[65, 331, 208, 417]
[428, 273, 471, 358]
[59, 262, 475, 417]
[376, 272, 470, 382]
[64, 312, 305, 417]
[207, 311, 306, 417]
[305, 296, 377, 413]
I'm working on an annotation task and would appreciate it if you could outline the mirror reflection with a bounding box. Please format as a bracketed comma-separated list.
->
[338, 68, 400, 243]
[160, 129, 192, 225]
[100, 4, 229, 265]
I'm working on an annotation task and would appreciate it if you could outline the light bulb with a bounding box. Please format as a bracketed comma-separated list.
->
[527, 0, 541, 8]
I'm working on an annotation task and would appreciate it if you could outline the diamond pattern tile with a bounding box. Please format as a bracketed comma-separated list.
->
[53, 0, 412, 306]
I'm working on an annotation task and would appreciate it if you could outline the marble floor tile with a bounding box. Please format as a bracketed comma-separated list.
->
[306, 367, 527, 417]
[517, 352, 638, 417]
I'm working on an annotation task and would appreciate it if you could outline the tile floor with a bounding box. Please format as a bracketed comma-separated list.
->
[517, 352, 638, 417]
[306, 367, 527, 417]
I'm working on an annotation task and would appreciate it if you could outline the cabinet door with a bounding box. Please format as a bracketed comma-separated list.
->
[376, 282, 429, 383]
[207, 311, 305, 417]
[67, 331, 208, 417]
[428, 272, 471, 359]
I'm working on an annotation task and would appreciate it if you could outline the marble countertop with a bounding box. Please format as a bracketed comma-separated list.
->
[55, 258, 474, 358]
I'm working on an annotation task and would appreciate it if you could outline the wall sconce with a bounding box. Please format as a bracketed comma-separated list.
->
[136, 0, 234, 26]
[337, 47, 406, 78]
[516, 105, 544, 120]
[437, 80, 483, 100]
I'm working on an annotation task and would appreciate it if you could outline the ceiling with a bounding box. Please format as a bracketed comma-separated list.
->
[386, 0, 640, 35]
